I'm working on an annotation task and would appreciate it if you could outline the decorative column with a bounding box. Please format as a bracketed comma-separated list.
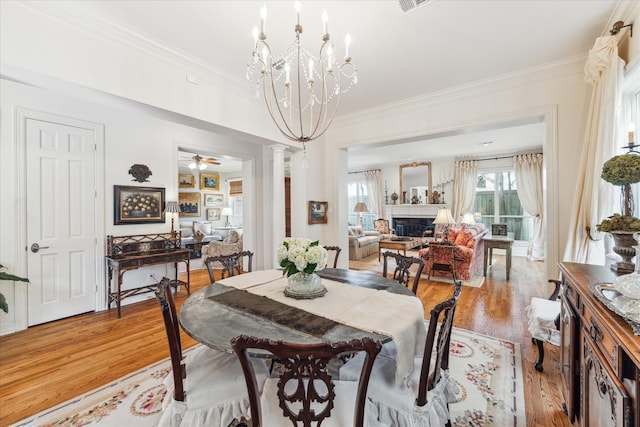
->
[271, 144, 287, 268]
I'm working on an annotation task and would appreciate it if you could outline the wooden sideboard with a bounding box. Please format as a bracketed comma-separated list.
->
[559, 263, 639, 427]
[106, 233, 190, 317]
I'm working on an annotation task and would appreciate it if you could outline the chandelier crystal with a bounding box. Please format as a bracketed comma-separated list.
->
[247, 1, 357, 146]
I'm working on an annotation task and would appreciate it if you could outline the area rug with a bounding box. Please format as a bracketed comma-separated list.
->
[12, 327, 525, 427]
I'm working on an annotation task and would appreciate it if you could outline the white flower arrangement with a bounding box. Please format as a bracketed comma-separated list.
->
[278, 237, 328, 277]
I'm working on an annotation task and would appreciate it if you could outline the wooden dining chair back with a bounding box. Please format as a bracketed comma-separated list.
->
[382, 251, 425, 294]
[155, 277, 187, 401]
[204, 250, 254, 283]
[416, 280, 462, 407]
[323, 245, 342, 268]
[231, 335, 382, 427]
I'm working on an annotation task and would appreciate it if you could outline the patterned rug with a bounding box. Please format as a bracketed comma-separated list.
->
[12, 327, 524, 427]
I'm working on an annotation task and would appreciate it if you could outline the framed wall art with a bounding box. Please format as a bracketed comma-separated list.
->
[200, 173, 220, 191]
[178, 173, 195, 189]
[207, 208, 221, 221]
[308, 201, 328, 224]
[114, 185, 165, 225]
[178, 192, 201, 217]
[204, 193, 224, 207]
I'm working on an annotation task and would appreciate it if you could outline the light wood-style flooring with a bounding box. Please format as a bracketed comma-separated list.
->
[0, 253, 570, 426]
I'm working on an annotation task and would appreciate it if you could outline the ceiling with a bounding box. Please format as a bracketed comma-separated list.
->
[52, 0, 623, 170]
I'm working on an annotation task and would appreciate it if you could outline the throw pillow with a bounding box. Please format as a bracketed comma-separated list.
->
[181, 227, 193, 238]
[194, 221, 213, 236]
[454, 229, 477, 247]
[352, 224, 364, 237]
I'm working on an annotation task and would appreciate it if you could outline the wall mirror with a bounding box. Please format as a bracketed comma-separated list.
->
[399, 161, 432, 204]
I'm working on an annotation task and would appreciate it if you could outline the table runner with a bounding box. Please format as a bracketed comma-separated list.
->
[209, 288, 339, 337]
[219, 269, 426, 385]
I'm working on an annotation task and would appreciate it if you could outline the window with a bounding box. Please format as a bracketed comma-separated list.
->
[348, 177, 374, 229]
[472, 170, 534, 241]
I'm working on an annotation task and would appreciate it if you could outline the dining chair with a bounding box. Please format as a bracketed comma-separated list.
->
[340, 281, 462, 427]
[204, 250, 254, 283]
[526, 279, 562, 372]
[323, 245, 342, 268]
[154, 277, 269, 427]
[382, 251, 425, 294]
[230, 335, 382, 427]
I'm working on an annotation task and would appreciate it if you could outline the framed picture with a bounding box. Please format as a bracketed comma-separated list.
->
[178, 173, 195, 189]
[207, 208, 221, 221]
[204, 193, 224, 207]
[308, 201, 328, 224]
[114, 185, 165, 225]
[178, 192, 201, 217]
[200, 173, 220, 191]
[491, 223, 508, 236]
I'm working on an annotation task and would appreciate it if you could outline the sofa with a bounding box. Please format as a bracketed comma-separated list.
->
[418, 223, 488, 281]
[348, 225, 381, 261]
[179, 221, 224, 246]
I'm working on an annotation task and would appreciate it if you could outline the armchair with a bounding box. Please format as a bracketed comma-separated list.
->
[374, 218, 395, 239]
[202, 230, 243, 269]
[418, 223, 488, 281]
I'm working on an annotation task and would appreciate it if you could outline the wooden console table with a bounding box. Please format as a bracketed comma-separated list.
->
[483, 232, 514, 280]
[558, 263, 638, 426]
[106, 233, 190, 317]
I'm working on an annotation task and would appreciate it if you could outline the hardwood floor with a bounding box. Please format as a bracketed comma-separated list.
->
[0, 255, 570, 426]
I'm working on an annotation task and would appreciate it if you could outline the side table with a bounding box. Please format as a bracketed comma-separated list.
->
[483, 233, 514, 280]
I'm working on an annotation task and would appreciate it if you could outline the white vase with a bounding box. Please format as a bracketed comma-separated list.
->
[283, 272, 327, 299]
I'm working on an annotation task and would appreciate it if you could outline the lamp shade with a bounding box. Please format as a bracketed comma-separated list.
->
[433, 207, 455, 225]
[164, 201, 181, 213]
[221, 207, 233, 216]
[461, 212, 476, 225]
[354, 202, 368, 213]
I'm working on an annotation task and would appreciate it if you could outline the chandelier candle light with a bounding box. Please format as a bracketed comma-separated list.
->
[247, 1, 357, 153]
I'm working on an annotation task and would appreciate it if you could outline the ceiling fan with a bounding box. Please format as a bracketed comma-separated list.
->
[185, 153, 220, 170]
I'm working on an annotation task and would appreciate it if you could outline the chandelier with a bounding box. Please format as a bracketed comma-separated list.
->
[247, 1, 357, 146]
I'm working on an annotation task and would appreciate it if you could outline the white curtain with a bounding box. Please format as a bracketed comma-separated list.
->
[364, 170, 383, 218]
[563, 36, 624, 265]
[451, 160, 478, 222]
[514, 153, 544, 260]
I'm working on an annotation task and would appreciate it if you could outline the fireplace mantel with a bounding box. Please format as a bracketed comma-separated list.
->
[382, 204, 446, 221]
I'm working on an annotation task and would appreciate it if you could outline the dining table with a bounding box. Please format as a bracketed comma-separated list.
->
[179, 268, 427, 385]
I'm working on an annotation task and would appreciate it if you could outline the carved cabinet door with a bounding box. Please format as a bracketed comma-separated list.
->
[582, 335, 632, 427]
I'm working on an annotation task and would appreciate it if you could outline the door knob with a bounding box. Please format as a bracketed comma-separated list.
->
[30, 243, 50, 253]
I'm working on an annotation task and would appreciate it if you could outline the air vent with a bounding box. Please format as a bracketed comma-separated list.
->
[398, 0, 431, 13]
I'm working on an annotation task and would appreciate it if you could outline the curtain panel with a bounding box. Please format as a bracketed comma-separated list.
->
[514, 153, 544, 260]
[452, 160, 478, 222]
[563, 36, 624, 265]
[364, 170, 383, 218]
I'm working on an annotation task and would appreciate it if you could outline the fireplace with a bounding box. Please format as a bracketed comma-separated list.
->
[392, 217, 435, 237]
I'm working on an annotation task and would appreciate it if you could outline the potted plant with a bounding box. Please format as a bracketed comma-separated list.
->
[597, 153, 640, 272]
[0, 264, 29, 313]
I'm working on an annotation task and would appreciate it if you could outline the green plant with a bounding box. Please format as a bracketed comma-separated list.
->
[596, 213, 640, 232]
[0, 264, 29, 313]
[601, 154, 640, 186]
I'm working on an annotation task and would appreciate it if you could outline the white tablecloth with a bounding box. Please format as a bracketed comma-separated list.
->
[219, 269, 426, 385]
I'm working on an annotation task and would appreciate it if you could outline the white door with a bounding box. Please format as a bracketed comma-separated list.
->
[26, 118, 97, 325]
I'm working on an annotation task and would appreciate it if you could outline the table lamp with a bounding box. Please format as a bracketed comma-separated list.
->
[221, 207, 233, 227]
[354, 202, 368, 225]
[461, 212, 476, 226]
[164, 201, 181, 238]
[434, 207, 455, 243]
